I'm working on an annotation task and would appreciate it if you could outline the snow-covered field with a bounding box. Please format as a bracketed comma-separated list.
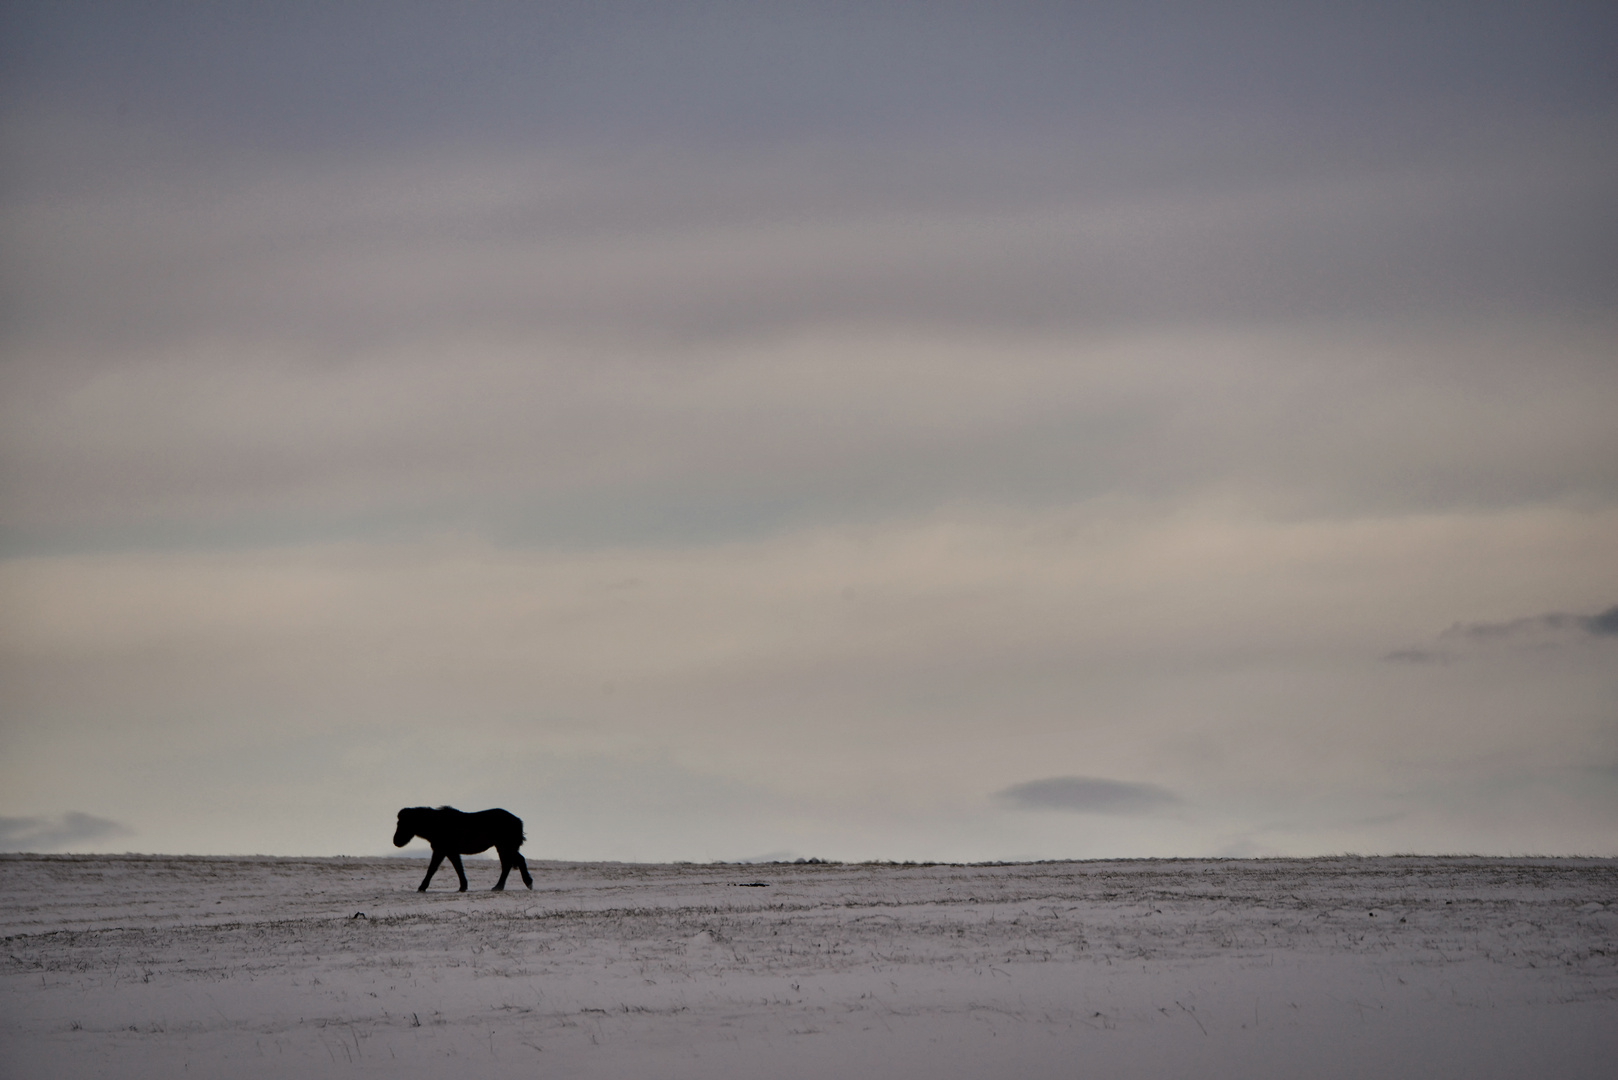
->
[2, 855, 1615, 1079]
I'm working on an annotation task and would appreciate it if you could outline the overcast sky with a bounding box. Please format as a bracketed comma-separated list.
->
[2, 1, 1615, 860]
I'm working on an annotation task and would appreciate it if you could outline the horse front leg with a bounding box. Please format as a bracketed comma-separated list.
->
[419, 852, 445, 892]
[448, 853, 469, 892]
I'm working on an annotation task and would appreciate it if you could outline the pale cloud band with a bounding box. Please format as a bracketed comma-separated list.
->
[4, 505, 1615, 858]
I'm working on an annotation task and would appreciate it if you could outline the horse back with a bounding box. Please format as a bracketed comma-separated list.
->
[427, 806, 524, 854]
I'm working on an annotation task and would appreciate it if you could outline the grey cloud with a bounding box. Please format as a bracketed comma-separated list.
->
[5, 121, 1617, 555]
[7, 0, 1617, 358]
[0, 811, 131, 851]
[7, 2, 1611, 155]
[8, 127, 1614, 357]
[1385, 603, 1618, 662]
[1584, 605, 1618, 636]
[996, 777, 1181, 815]
[5, 4, 1615, 558]
[1440, 604, 1618, 642]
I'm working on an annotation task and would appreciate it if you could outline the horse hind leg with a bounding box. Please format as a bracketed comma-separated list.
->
[515, 852, 532, 889]
[493, 850, 512, 891]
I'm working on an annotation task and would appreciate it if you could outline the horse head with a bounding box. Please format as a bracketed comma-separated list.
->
[393, 807, 426, 848]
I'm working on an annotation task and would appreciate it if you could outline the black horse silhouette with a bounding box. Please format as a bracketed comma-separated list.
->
[393, 806, 533, 892]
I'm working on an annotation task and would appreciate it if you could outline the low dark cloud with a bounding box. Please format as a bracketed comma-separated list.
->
[996, 777, 1180, 815]
[1385, 603, 1618, 663]
[0, 812, 131, 851]
[1440, 604, 1618, 641]
[1585, 606, 1618, 636]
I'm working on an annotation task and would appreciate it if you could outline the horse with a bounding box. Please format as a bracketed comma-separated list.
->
[393, 806, 533, 892]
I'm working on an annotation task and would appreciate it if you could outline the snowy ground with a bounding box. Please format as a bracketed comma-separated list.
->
[2, 855, 1615, 1079]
